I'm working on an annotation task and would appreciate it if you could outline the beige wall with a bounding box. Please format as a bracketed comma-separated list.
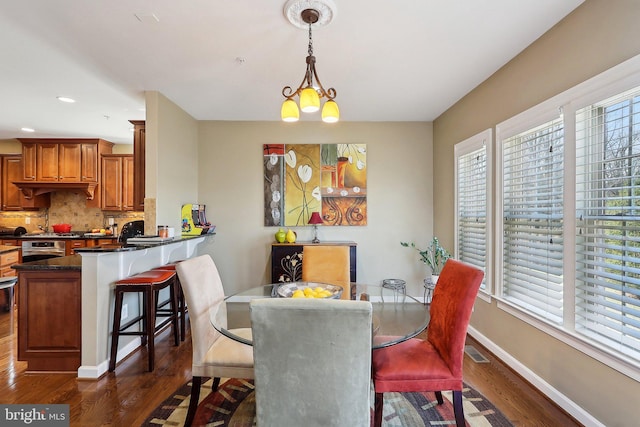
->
[0, 139, 21, 153]
[433, 1, 640, 425]
[145, 91, 199, 234]
[194, 121, 433, 296]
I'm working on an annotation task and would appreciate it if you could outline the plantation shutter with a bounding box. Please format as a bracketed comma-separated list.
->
[457, 145, 487, 289]
[575, 89, 640, 358]
[501, 117, 564, 324]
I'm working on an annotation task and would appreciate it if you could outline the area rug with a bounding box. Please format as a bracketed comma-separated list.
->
[142, 377, 514, 426]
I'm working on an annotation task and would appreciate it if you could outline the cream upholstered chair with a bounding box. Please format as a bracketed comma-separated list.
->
[250, 298, 372, 427]
[175, 255, 254, 427]
[301, 245, 351, 300]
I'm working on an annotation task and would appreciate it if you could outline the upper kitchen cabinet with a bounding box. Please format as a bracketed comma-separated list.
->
[16, 139, 113, 202]
[101, 154, 134, 211]
[130, 120, 145, 211]
[0, 155, 50, 210]
[20, 139, 113, 182]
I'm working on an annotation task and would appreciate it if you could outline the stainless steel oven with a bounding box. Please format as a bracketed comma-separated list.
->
[21, 240, 66, 262]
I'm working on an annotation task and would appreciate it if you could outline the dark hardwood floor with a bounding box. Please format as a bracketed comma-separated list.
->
[0, 308, 581, 426]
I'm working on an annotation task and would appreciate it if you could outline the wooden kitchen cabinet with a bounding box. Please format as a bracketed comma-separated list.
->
[66, 239, 87, 256]
[0, 155, 50, 210]
[17, 269, 82, 371]
[0, 247, 20, 278]
[19, 138, 113, 182]
[130, 120, 145, 211]
[0, 246, 19, 312]
[101, 154, 134, 211]
[21, 143, 36, 181]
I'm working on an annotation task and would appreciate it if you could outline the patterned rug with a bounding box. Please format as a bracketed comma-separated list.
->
[142, 377, 514, 426]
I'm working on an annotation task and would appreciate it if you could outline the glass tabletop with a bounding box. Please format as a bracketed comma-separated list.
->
[210, 282, 430, 349]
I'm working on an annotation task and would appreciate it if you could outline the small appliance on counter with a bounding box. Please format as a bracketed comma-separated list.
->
[117, 220, 144, 244]
[0, 226, 27, 237]
[181, 203, 215, 236]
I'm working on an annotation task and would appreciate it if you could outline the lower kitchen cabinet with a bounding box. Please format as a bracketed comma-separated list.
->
[17, 269, 81, 371]
[0, 247, 19, 277]
[66, 239, 86, 256]
[0, 246, 19, 310]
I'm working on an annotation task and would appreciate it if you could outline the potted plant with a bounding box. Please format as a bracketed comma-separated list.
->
[401, 237, 451, 285]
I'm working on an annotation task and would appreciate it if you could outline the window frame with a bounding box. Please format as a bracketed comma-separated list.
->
[493, 53, 640, 381]
[454, 129, 492, 301]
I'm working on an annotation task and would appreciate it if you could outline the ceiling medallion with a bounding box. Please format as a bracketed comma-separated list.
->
[283, 0, 337, 29]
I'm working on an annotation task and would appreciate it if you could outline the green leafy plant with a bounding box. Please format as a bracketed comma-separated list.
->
[401, 237, 451, 275]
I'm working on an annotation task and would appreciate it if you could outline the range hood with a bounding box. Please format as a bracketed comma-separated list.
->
[13, 181, 97, 200]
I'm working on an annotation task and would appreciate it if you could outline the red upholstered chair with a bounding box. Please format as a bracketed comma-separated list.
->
[372, 259, 484, 427]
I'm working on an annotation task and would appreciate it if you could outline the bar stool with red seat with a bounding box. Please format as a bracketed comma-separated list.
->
[109, 269, 180, 372]
[153, 262, 187, 341]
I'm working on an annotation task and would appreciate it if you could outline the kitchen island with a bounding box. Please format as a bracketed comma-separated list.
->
[13, 235, 209, 378]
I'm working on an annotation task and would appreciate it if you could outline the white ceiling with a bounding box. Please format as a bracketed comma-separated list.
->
[0, 0, 584, 144]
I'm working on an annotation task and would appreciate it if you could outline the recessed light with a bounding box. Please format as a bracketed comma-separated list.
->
[21, 127, 35, 132]
[57, 96, 76, 103]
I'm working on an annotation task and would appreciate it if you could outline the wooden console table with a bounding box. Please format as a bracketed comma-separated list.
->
[271, 241, 357, 283]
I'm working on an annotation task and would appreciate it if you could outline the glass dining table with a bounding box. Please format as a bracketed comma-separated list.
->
[210, 282, 430, 349]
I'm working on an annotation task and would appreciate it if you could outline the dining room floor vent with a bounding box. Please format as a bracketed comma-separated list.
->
[464, 345, 489, 363]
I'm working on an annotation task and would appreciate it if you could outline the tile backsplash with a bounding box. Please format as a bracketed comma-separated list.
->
[0, 191, 143, 233]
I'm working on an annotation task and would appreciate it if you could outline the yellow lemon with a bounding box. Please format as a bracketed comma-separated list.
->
[314, 287, 324, 293]
[292, 289, 304, 298]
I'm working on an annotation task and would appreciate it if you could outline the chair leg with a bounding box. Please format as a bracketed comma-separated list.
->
[211, 377, 221, 392]
[178, 283, 186, 341]
[170, 279, 179, 346]
[108, 290, 124, 372]
[145, 289, 156, 371]
[373, 392, 383, 427]
[435, 390, 444, 404]
[452, 390, 465, 427]
[184, 376, 202, 427]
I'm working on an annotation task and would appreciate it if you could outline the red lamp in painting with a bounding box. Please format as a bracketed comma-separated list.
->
[308, 212, 324, 243]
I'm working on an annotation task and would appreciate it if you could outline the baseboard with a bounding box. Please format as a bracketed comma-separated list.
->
[77, 338, 141, 379]
[467, 326, 605, 427]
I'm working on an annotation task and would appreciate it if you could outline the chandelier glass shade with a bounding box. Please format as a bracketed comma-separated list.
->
[281, 8, 339, 123]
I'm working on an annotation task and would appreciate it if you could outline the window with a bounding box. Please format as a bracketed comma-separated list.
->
[455, 129, 490, 292]
[500, 117, 564, 324]
[496, 69, 640, 371]
[575, 89, 640, 360]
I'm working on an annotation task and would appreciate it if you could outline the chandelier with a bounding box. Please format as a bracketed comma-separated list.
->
[281, 3, 339, 123]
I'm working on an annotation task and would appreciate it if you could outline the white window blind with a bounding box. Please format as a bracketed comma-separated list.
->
[575, 89, 640, 359]
[502, 118, 564, 324]
[457, 145, 487, 290]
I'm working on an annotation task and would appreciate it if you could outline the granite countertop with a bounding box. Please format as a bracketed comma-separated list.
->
[12, 255, 82, 271]
[74, 234, 213, 253]
[16, 234, 118, 240]
[10, 234, 212, 270]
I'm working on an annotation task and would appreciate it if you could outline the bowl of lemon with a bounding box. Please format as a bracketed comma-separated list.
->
[276, 282, 343, 299]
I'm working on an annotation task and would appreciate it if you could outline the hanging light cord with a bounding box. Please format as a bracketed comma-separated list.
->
[282, 17, 336, 101]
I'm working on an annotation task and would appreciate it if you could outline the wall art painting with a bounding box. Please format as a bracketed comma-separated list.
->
[263, 143, 367, 227]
